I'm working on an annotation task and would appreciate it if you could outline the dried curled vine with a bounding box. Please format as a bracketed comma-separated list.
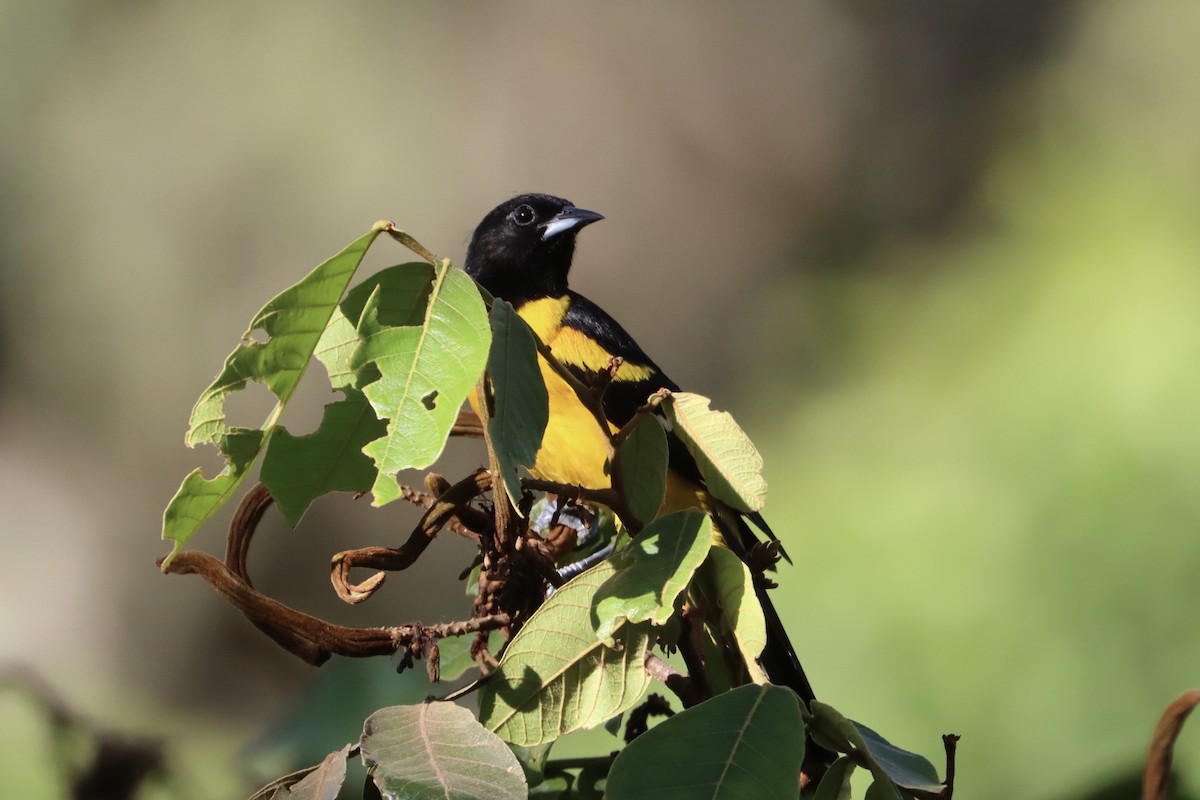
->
[157, 458, 575, 676]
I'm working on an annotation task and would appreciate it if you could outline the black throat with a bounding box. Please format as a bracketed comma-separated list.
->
[464, 234, 576, 307]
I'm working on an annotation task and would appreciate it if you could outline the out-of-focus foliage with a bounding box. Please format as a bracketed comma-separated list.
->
[753, 4, 1200, 796]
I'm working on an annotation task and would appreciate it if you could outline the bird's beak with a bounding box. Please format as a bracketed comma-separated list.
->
[540, 206, 605, 241]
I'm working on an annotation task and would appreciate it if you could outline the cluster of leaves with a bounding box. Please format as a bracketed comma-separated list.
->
[160, 224, 954, 798]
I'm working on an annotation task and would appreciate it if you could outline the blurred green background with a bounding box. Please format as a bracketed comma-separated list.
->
[2, 2, 1197, 798]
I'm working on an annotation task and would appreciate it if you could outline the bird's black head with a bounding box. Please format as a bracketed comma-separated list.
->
[464, 193, 604, 304]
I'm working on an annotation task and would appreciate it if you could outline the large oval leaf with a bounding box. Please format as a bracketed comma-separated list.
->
[477, 561, 652, 746]
[606, 684, 805, 799]
[361, 703, 525, 800]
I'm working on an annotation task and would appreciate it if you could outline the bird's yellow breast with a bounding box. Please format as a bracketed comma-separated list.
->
[471, 295, 705, 512]
[517, 296, 620, 490]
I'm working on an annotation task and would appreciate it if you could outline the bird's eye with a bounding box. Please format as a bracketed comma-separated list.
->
[511, 204, 536, 226]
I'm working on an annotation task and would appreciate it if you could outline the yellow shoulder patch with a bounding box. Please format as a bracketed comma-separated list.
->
[551, 326, 655, 381]
[515, 295, 655, 382]
[515, 296, 571, 343]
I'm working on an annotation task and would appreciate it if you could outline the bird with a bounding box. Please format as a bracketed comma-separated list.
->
[463, 192, 816, 705]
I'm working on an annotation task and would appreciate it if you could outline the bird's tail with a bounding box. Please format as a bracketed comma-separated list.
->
[711, 504, 816, 705]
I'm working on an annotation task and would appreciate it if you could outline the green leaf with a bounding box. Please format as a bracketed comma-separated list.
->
[247, 744, 352, 800]
[434, 632, 478, 683]
[315, 263, 434, 390]
[352, 261, 490, 506]
[664, 392, 767, 513]
[527, 774, 571, 798]
[865, 779, 905, 800]
[615, 414, 668, 526]
[509, 742, 556, 793]
[853, 721, 943, 794]
[591, 510, 711, 645]
[477, 561, 653, 746]
[486, 301, 549, 509]
[260, 388, 388, 526]
[806, 702, 943, 797]
[605, 684, 805, 799]
[813, 756, 857, 800]
[361, 703, 526, 800]
[705, 545, 769, 684]
[163, 226, 383, 556]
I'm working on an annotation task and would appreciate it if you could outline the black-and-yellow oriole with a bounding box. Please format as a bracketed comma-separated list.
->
[464, 193, 815, 704]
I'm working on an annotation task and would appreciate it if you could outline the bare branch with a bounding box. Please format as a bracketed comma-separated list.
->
[330, 469, 492, 604]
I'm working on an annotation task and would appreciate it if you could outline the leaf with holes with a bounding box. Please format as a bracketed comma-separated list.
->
[605, 684, 805, 799]
[486, 300, 548, 509]
[162, 225, 385, 558]
[361, 703, 526, 800]
[476, 560, 653, 746]
[314, 262, 434, 390]
[351, 260, 490, 506]
[591, 510, 710, 645]
[664, 392, 767, 513]
[260, 388, 387, 526]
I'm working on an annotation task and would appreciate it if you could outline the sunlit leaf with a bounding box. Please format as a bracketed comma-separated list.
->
[616, 414, 668, 526]
[664, 392, 767, 513]
[706, 545, 769, 684]
[314, 263, 434, 390]
[163, 226, 384, 556]
[477, 561, 653, 746]
[352, 260, 490, 505]
[260, 388, 387, 526]
[486, 301, 548, 509]
[605, 684, 804, 799]
[361, 703, 526, 800]
[592, 510, 710, 645]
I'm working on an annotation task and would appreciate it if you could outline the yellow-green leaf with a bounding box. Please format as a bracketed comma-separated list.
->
[351, 261, 490, 505]
[665, 392, 767, 513]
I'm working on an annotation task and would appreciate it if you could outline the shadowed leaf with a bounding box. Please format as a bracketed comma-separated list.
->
[605, 684, 805, 799]
[486, 301, 548, 509]
[706, 545, 769, 684]
[247, 744, 352, 800]
[616, 414, 668, 526]
[361, 704, 525, 800]
[477, 561, 652, 746]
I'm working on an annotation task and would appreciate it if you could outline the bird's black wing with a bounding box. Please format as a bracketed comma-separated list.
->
[562, 291, 703, 485]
